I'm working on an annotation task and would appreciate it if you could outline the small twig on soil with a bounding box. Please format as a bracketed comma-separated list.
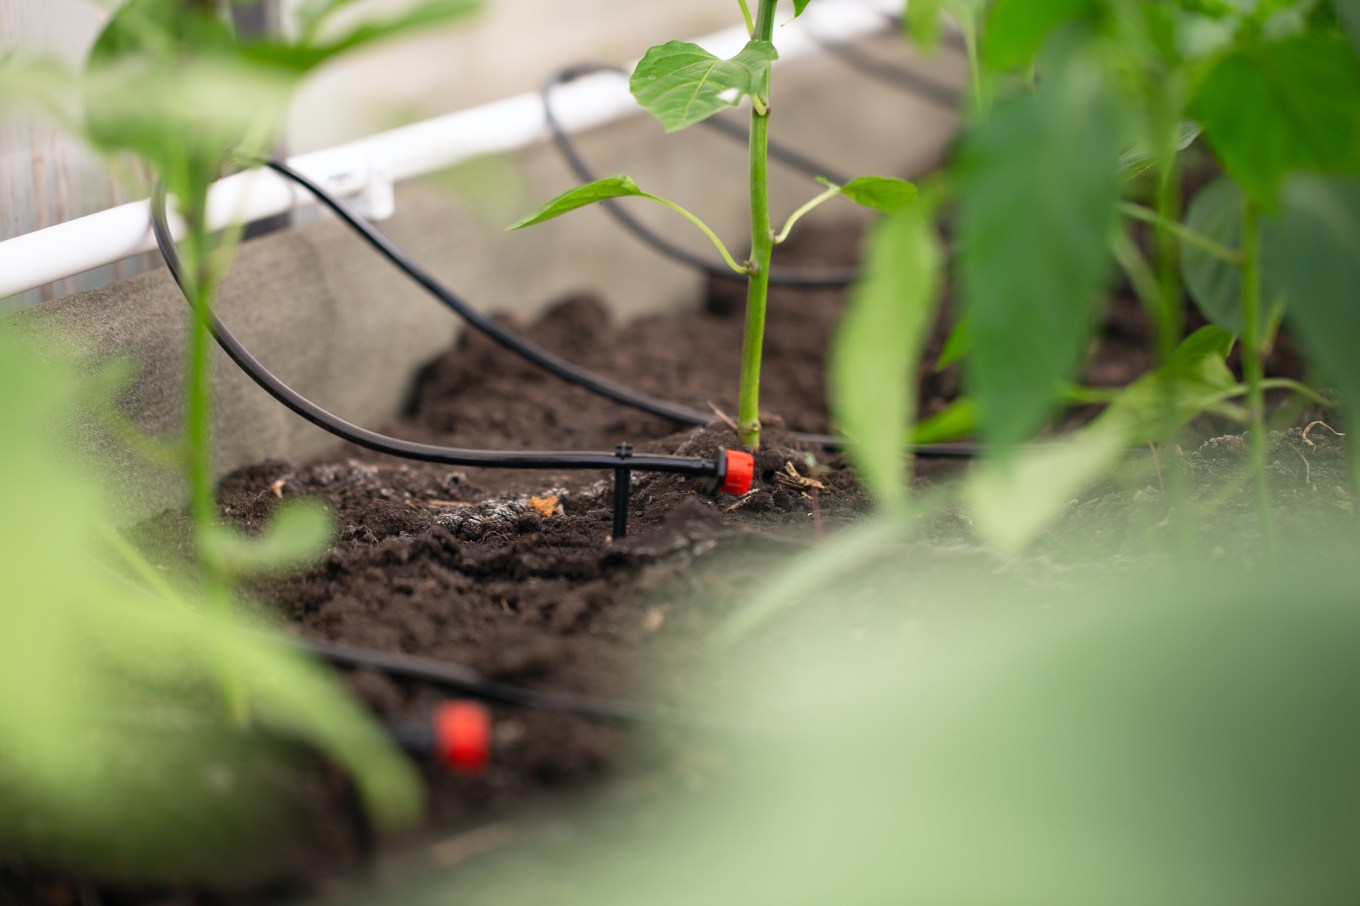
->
[708, 400, 740, 434]
[774, 461, 825, 493]
[1295, 448, 1313, 488]
[428, 500, 476, 509]
[726, 490, 760, 512]
[1302, 420, 1346, 450]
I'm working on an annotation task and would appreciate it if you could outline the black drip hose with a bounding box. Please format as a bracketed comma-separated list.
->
[286, 636, 706, 728]
[806, 15, 965, 108]
[256, 157, 984, 460]
[542, 64, 861, 290]
[150, 182, 722, 483]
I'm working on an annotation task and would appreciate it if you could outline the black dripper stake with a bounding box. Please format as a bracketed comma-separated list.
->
[613, 442, 633, 539]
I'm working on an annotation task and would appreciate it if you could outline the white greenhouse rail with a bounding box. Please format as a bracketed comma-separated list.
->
[0, 0, 902, 300]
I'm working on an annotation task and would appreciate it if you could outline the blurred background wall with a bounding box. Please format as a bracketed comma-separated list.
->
[0, 0, 738, 311]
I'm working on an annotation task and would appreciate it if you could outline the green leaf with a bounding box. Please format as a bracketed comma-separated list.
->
[507, 176, 645, 230]
[959, 34, 1122, 451]
[825, 176, 919, 213]
[968, 326, 1237, 552]
[794, 0, 813, 15]
[202, 499, 335, 576]
[913, 398, 978, 444]
[983, 0, 1099, 69]
[1273, 175, 1360, 436]
[244, 0, 481, 72]
[935, 314, 970, 370]
[1192, 35, 1360, 207]
[629, 39, 778, 133]
[906, 0, 946, 51]
[1181, 176, 1286, 335]
[830, 197, 943, 509]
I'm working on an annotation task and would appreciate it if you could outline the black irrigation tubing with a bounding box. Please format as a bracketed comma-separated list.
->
[806, 15, 965, 108]
[285, 635, 718, 729]
[256, 156, 984, 459]
[542, 63, 861, 290]
[150, 181, 758, 543]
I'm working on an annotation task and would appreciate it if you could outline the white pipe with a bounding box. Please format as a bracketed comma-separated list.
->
[0, 0, 901, 300]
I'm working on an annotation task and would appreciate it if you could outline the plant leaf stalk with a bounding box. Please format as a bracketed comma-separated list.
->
[737, 0, 778, 449]
[1241, 198, 1277, 564]
[178, 170, 249, 724]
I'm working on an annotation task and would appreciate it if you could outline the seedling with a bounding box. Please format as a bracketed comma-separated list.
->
[509, 0, 916, 450]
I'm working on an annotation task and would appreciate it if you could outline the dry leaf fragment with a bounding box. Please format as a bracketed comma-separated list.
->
[774, 461, 826, 492]
[269, 479, 286, 499]
[528, 495, 562, 517]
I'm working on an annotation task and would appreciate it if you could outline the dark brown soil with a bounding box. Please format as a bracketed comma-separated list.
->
[6, 222, 1336, 905]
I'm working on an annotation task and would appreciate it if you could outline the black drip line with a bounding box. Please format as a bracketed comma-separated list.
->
[805, 11, 965, 108]
[150, 182, 738, 542]
[255, 156, 983, 459]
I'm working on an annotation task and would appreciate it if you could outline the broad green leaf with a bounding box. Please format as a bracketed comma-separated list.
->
[794, 0, 813, 15]
[1273, 175, 1360, 436]
[1192, 35, 1360, 207]
[507, 176, 645, 230]
[830, 197, 942, 509]
[1181, 176, 1285, 335]
[832, 176, 919, 213]
[959, 33, 1122, 451]
[629, 39, 778, 133]
[201, 499, 335, 576]
[983, 0, 1099, 69]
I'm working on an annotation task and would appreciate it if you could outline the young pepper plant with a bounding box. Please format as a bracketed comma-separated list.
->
[0, 0, 480, 832]
[509, 0, 915, 450]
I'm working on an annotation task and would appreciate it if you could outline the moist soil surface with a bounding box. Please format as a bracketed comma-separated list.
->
[4, 224, 1332, 906]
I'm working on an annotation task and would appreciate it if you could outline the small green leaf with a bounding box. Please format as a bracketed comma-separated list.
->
[982, 0, 1099, 70]
[202, 499, 334, 576]
[830, 197, 942, 509]
[828, 176, 919, 213]
[1181, 177, 1285, 335]
[906, 0, 946, 51]
[913, 398, 978, 444]
[794, 0, 813, 15]
[1193, 35, 1360, 207]
[629, 39, 777, 133]
[244, 0, 480, 72]
[1273, 175, 1360, 439]
[507, 176, 644, 230]
[959, 32, 1122, 451]
[935, 314, 970, 371]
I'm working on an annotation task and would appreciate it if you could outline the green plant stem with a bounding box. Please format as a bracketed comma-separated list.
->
[1118, 202, 1242, 266]
[737, 0, 777, 449]
[180, 182, 249, 725]
[1241, 199, 1277, 565]
[773, 185, 841, 244]
[737, 0, 754, 35]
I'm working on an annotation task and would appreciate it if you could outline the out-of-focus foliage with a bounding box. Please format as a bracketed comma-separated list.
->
[0, 331, 421, 878]
[402, 529, 1360, 905]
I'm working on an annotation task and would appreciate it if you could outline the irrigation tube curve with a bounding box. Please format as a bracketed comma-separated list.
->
[150, 183, 758, 544]
[257, 157, 984, 460]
